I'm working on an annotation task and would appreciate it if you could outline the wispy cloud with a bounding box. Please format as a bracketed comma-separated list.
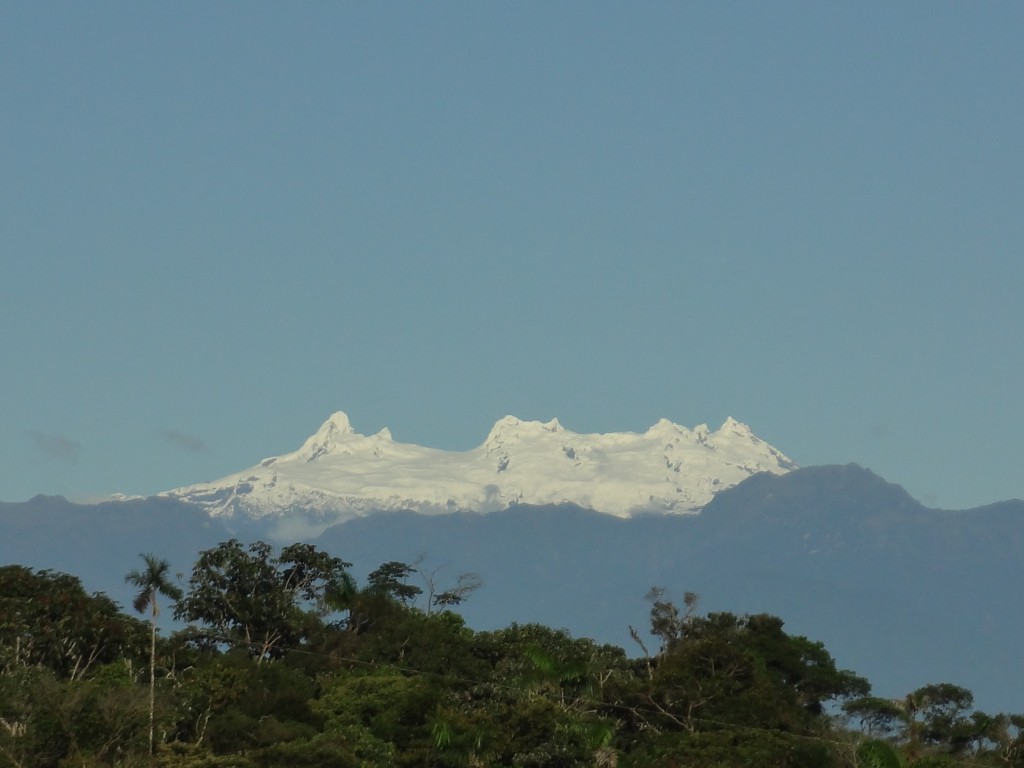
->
[28, 431, 81, 463]
[160, 429, 206, 453]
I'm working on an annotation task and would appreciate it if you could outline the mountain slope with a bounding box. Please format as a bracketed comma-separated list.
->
[1, 465, 1022, 713]
[0, 494, 234, 602]
[312, 464, 1024, 713]
[162, 411, 796, 536]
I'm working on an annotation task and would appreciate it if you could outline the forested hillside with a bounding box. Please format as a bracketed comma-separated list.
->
[5, 466, 1022, 716]
[2, 541, 1021, 767]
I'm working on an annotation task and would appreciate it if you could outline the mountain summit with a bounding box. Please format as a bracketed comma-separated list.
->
[163, 411, 796, 534]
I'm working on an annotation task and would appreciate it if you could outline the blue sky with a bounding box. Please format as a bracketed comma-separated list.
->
[2, 2, 1021, 509]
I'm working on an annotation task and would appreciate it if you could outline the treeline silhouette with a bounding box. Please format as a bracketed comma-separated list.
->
[1, 540, 1020, 767]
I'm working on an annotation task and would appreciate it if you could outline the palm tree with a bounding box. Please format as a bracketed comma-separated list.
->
[125, 553, 183, 756]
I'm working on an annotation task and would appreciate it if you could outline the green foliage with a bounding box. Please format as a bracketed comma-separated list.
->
[366, 561, 423, 605]
[173, 540, 352, 661]
[2, 553, 1021, 768]
[0, 663, 150, 767]
[907, 683, 975, 752]
[646, 585, 700, 651]
[631, 607, 864, 739]
[638, 728, 838, 767]
[0, 667, 70, 767]
[249, 733, 360, 768]
[0, 565, 147, 680]
[429, 570, 482, 612]
[743, 613, 871, 713]
[846, 683, 992, 762]
[170, 650, 321, 755]
[845, 696, 908, 738]
[314, 668, 438, 765]
[125, 552, 185, 755]
[125, 553, 183, 619]
[856, 738, 905, 768]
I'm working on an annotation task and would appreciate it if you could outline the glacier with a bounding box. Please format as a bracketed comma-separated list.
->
[162, 411, 797, 536]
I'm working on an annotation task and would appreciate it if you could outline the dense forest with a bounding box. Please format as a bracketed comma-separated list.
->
[1, 540, 1020, 767]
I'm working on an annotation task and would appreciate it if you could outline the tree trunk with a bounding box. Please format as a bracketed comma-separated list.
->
[149, 615, 156, 755]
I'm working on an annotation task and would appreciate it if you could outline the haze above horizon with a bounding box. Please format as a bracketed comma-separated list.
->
[3, 3, 1021, 510]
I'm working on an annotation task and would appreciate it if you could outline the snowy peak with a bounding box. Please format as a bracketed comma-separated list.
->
[164, 411, 797, 537]
[323, 410, 356, 434]
[295, 411, 359, 462]
[721, 416, 749, 433]
[483, 415, 566, 453]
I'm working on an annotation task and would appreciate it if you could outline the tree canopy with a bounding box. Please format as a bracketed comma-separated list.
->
[0, 547, 1020, 768]
[173, 540, 352, 661]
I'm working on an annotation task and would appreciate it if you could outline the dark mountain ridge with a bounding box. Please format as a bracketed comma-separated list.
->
[1, 464, 1021, 713]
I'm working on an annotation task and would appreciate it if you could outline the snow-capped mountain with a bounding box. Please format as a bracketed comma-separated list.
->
[163, 411, 796, 535]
